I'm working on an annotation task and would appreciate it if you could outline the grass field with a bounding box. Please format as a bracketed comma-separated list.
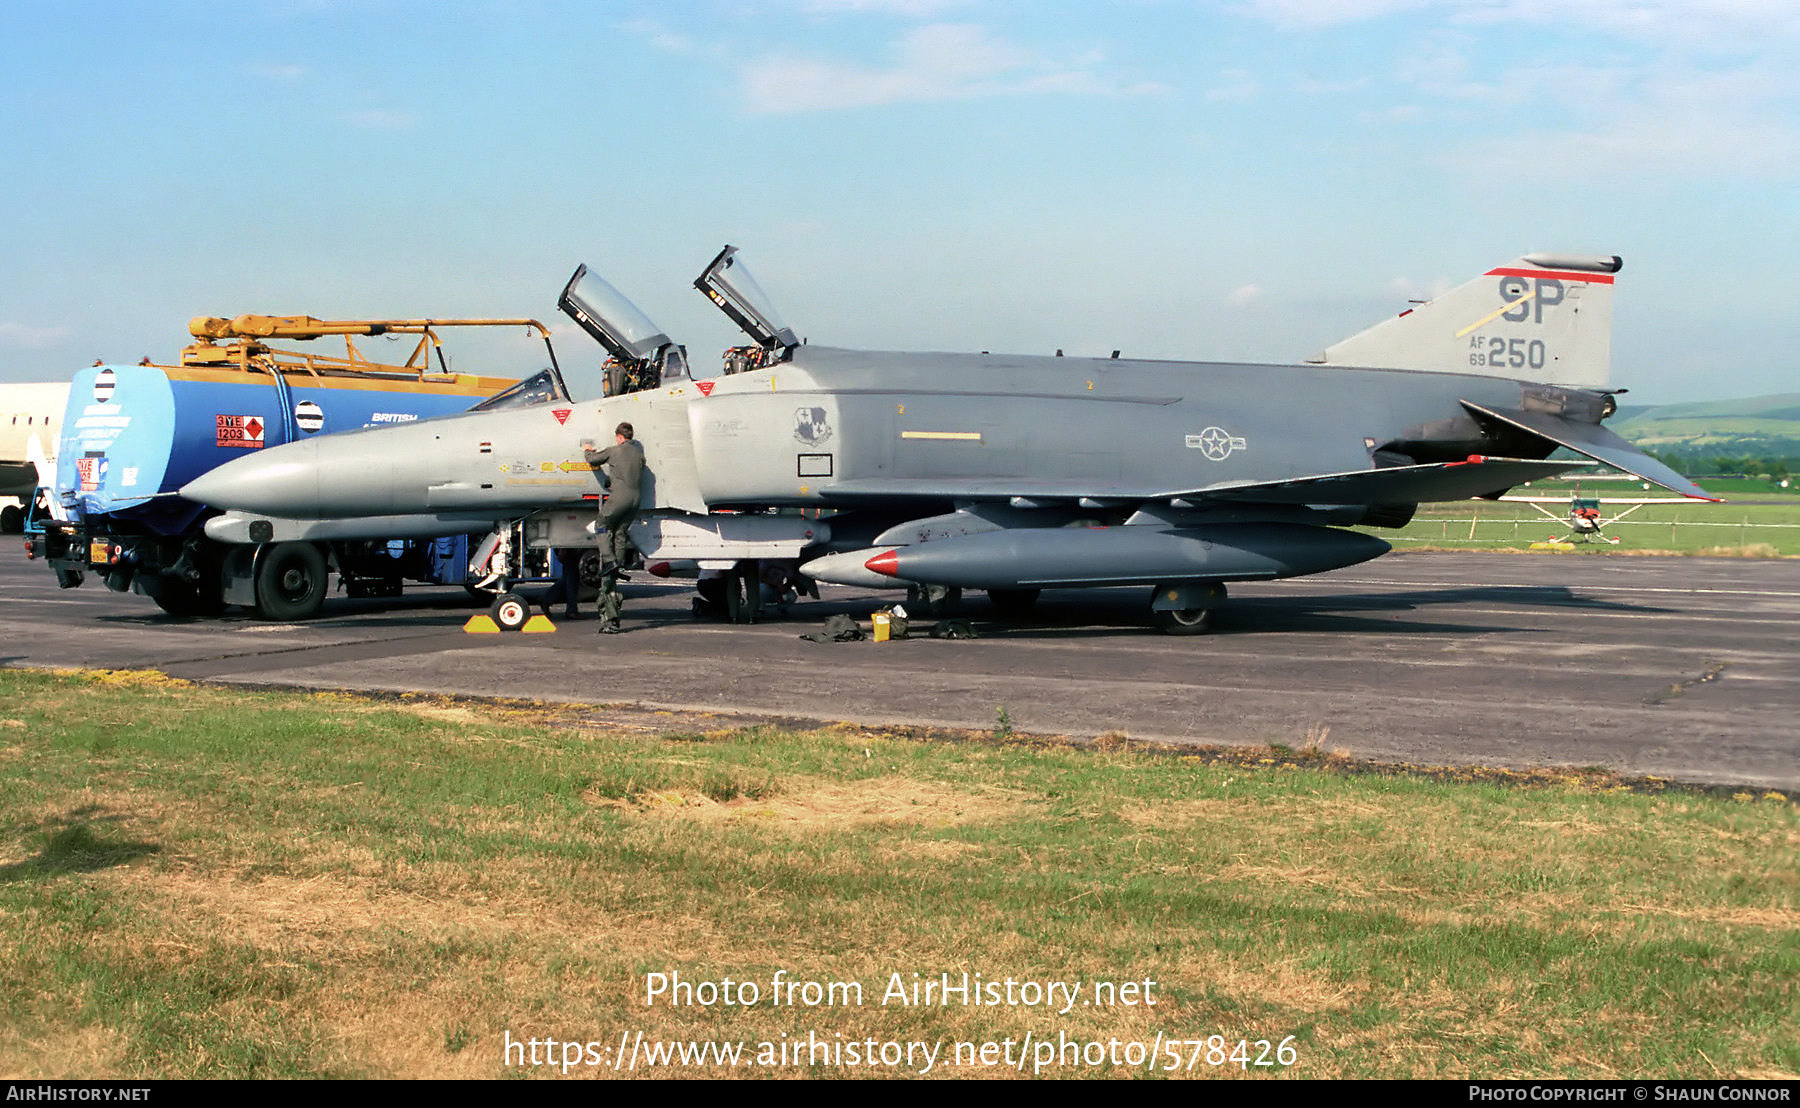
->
[2, 670, 1794, 1080]
[1366, 494, 1800, 556]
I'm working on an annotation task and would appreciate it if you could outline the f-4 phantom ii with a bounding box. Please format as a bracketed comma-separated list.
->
[182, 246, 1711, 633]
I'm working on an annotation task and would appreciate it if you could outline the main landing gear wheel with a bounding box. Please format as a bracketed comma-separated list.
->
[986, 588, 1040, 617]
[489, 591, 531, 631]
[255, 542, 328, 621]
[1150, 581, 1226, 636]
[1151, 605, 1217, 635]
[578, 550, 604, 589]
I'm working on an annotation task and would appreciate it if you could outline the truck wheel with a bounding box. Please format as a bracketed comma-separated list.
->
[255, 542, 328, 620]
[0, 505, 20, 534]
[149, 580, 223, 618]
[489, 591, 530, 631]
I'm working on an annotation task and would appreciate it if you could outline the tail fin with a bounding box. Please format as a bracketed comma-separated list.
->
[1310, 253, 1621, 388]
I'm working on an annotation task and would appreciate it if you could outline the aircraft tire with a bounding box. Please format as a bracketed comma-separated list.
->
[578, 550, 604, 589]
[1151, 605, 1216, 635]
[986, 588, 1040, 616]
[1150, 581, 1225, 635]
[0, 505, 20, 534]
[489, 591, 531, 631]
[255, 542, 328, 621]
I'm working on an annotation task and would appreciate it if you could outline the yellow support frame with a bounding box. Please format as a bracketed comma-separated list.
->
[177, 315, 554, 382]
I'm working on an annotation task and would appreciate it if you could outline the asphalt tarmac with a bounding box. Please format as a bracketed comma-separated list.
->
[4, 551, 1796, 790]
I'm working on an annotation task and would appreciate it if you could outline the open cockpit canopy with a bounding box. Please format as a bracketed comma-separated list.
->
[558, 263, 687, 397]
[695, 245, 798, 354]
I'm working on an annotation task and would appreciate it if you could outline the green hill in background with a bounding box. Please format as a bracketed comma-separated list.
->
[1610, 392, 1800, 462]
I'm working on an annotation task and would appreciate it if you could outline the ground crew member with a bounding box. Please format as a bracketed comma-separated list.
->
[584, 422, 644, 634]
[537, 547, 586, 621]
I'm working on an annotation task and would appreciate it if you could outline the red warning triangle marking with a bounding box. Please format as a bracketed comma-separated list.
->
[551, 408, 571, 425]
[695, 381, 715, 397]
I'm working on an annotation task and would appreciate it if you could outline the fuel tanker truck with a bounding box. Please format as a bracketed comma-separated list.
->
[30, 312, 566, 618]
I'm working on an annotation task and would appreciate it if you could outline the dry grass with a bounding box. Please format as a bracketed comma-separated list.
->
[1, 669, 1794, 1080]
[600, 774, 1035, 830]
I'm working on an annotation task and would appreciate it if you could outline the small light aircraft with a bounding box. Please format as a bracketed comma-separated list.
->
[1500, 491, 1701, 545]
[182, 247, 1712, 632]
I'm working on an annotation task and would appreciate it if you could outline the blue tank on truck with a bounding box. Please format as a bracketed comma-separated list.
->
[33, 314, 567, 619]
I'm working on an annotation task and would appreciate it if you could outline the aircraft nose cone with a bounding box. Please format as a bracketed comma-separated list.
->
[182, 441, 324, 516]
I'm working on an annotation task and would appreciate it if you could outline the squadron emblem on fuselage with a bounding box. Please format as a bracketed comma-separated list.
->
[795, 406, 832, 446]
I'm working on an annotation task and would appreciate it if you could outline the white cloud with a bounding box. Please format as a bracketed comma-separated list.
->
[343, 108, 415, 130]
[247, 62, 308, 81]
[1232, 0, 1436, 31]
[1425, 52, 1799, 180]
[1444, 110, 1799, 181]
[1398, 48, 1637, 109]
[1367, 102, 1428, 123]
[1227, 284, 1263, 307]
[620, 18, 723, 57]
[801, 0, 968, 14]
[1205, 69, 1261, 102]
[739, 23, 1166, 114]
[1392, 31, 1476, 95]
[1239, 0, 1800, 60]
[1295, 75, 1372, 95]
[0, 323, 71, 350]
[1251, 0, 1799, 184]
[1240, 0, 1800, 38]
[1454, 0, 1800, 47]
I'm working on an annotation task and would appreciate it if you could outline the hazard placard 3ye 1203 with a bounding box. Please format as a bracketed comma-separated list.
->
[216, 415, 265, 448]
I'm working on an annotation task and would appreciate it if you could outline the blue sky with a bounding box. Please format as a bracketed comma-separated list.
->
[2, 0, 1795, 402]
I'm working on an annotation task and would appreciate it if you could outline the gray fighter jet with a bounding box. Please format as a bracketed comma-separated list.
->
[182, 247, 1709, 632]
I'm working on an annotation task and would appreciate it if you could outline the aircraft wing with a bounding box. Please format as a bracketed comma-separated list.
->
[816, 457, 1588, 508]
[816, 477, 1175, 506]
[1167, 457, 1591, 505]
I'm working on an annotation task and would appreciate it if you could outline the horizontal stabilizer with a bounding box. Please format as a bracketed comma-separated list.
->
[1170, 457, 1588, 506]
[1459, 401, 1717, 500]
